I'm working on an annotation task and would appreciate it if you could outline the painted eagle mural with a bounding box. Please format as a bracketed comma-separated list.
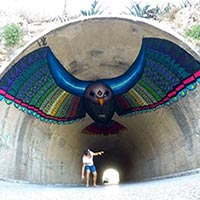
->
[0, 37, 200, 135]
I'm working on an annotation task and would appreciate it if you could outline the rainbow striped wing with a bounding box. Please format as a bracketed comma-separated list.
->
[0, 47, 86, 124]
[115, 38, 200, 116]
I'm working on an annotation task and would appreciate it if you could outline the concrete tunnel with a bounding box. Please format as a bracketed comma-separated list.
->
[0, 16, 200, 185]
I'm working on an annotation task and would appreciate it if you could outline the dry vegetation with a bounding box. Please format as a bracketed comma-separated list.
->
[0, 0, 199, 67]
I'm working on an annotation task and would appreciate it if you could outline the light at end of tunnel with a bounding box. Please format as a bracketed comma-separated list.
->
[102, 168, 120, 185]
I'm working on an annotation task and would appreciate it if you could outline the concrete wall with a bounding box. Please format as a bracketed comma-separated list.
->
[0, 101, 84, 184]
[127, 86, 200, 180]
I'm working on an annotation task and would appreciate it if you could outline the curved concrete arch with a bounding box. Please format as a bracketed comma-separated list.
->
[0, 16, 200, 184]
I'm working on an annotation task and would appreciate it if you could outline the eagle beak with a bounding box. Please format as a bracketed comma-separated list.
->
[98, 98, 104, 106]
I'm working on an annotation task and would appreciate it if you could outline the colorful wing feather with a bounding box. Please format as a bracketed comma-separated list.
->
[0, 47, 86, 124]
[115, 37, 200, 116]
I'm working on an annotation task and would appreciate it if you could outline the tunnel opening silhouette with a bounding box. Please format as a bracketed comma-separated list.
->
[0, 17, 200, 185]
[102, 168, 120, 184]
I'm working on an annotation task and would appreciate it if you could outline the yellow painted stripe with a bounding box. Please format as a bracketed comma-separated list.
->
[48, 92, 69, 116]
[129, 89, 146, 106]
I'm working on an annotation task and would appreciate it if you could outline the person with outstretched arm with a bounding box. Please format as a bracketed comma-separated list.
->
[81, 149, 104, 187]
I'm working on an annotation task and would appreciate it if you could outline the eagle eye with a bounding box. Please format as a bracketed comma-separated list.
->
[89, 91, 95, 97]
[104, 91, 109, 97]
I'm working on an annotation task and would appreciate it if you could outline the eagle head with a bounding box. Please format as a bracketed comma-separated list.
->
[83, 82, 115, 124]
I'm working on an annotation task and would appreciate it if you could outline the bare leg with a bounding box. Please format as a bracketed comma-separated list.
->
[93, 172, 97, 186]
[86, 171, 90, 187]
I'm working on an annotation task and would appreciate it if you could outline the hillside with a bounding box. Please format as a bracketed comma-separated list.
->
[0, 1, 199, 68]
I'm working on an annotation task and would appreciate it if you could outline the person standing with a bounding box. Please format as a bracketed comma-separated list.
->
[81, 149, 104, 187]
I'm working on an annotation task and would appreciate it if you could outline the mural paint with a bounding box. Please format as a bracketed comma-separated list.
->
[0, 37, 200, 135]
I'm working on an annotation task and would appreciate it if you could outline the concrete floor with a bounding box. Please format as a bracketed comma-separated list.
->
[1, 173, 200, 200]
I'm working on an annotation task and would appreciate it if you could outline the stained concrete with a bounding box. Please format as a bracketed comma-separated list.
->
[0, 16, 200, 185]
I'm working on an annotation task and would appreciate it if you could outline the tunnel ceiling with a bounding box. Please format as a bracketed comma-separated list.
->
[0, 16, 200, 136]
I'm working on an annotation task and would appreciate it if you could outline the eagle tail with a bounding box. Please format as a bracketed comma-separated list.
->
[81, 120, 127, 135]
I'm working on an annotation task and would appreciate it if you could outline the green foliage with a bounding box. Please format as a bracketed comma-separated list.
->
[125, 2, 160, 19]
[185, 25, 200, 40]
[159, 2, 171, 14]
[178, 0, 192, 8]
[127, 3, 150, 17]
[1, 23, 23, 46]
[80, 0, 104, 16]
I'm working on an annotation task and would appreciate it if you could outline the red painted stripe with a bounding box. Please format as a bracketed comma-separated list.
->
[5, 94, 15, 100]
[183, 76, 195, 84]
[117, 96, 131, 110]
[168, 91, 177, 98]
[175, 84, 185, 92]
[0, 89, 6, 95]
[15, 99, 22, 104]
[70, 97, 80, 117]
[194, 70, 200, 78]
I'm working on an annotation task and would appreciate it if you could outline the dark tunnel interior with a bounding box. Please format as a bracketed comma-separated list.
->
[90, 142, 133, 183]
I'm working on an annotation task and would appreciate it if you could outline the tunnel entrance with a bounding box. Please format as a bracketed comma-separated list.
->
[0, 16, 200, 185]
[102, 168, 120, 185]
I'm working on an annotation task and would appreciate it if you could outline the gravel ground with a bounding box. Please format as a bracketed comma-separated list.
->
[1, 173, 200, 200]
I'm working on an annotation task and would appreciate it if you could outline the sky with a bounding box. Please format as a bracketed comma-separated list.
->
[0, 0, 197, 17]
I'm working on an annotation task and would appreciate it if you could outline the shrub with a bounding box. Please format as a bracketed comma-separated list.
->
[185, 25, 200, 40]
[80, 0, 104, 16]
[125, 2, 160, 19]
[178, 0, 192, 8]
[1, 23, 23, 46]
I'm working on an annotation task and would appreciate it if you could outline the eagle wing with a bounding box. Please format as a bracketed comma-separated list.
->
[115, 37, 200, 116]
[0, 47, 86, 124]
